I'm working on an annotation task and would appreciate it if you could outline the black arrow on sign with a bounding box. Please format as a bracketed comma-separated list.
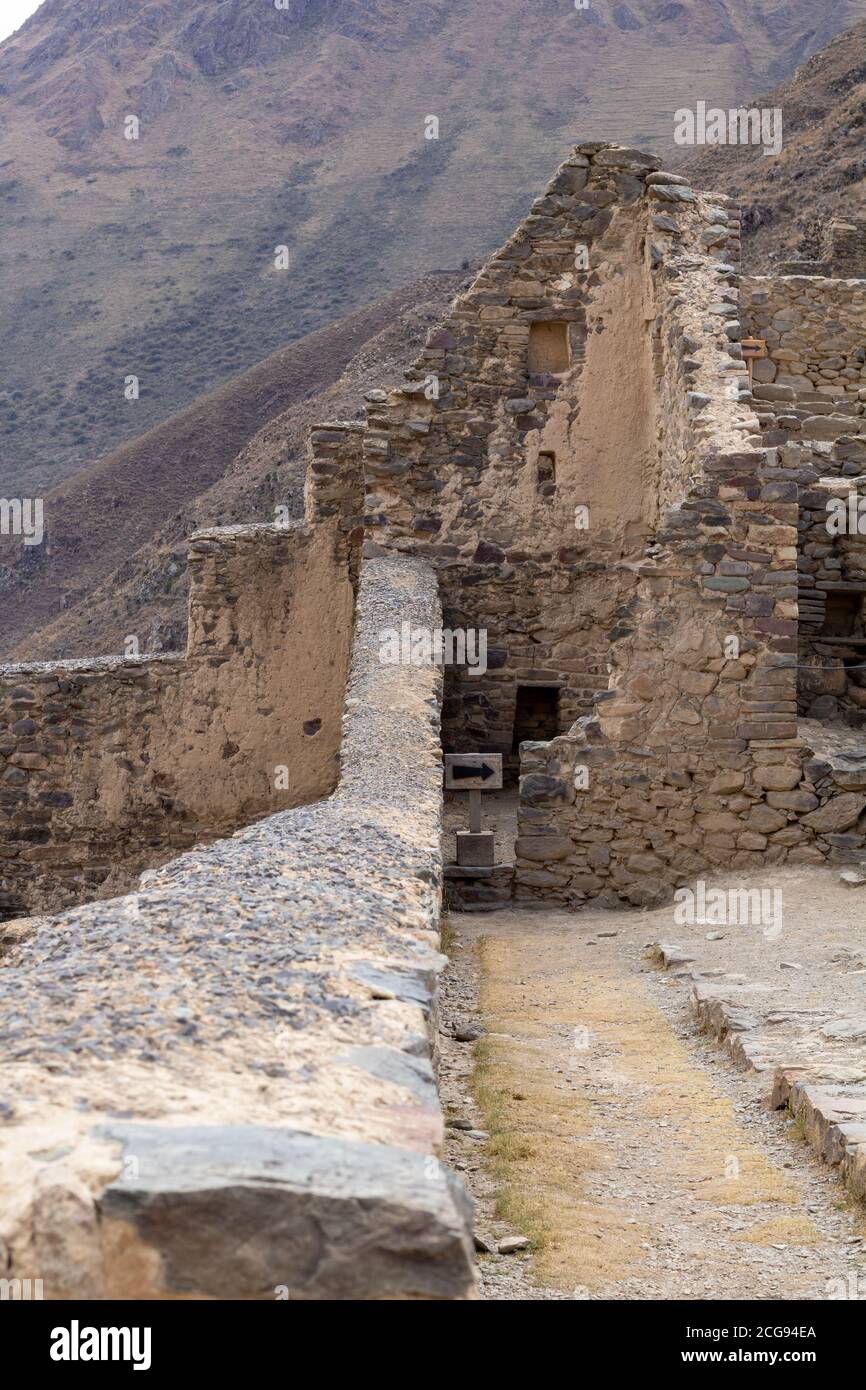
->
[453, 762, 496, 781]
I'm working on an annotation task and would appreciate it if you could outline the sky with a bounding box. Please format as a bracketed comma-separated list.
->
[0, 0, 44, 43]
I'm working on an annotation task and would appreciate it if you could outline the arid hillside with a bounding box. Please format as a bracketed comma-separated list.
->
[4, 267, 466, 661]
[2, 0, 864, 495]
[679, 19, 866, 269]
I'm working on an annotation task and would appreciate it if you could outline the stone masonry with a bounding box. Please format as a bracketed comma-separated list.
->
[0, 557, 475, 1300]
[8, 140, 866, 1296]
[0, 451, 364, 920]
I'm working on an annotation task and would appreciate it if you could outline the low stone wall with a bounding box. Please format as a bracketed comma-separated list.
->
[0, 510, 358, 920]
[0, 556, 476, 1301]
[741, 276, 866, 410]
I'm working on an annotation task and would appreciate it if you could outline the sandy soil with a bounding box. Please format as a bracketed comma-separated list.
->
[440, 878, 866, 1301]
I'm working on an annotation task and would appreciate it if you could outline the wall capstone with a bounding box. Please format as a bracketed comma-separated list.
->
[0, 556, 476, 1301]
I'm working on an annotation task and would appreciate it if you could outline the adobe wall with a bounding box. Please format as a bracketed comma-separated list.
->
[512, 170, 866, 907]
[0, 452, 362, 920]
[357, 144, 729, 764]
[0, 556, 475, 1301]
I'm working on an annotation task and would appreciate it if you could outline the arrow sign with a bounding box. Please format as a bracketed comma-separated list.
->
[453, 761, 496, 781]
[444, 753, 503, 791]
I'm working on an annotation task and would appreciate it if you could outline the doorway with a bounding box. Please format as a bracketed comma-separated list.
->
[512, 684, 560, 751]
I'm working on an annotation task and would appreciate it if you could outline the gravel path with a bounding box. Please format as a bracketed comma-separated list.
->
[441, 904, 866, 1301]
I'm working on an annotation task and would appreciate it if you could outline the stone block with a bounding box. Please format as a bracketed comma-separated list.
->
[514, 835, 574, 862]
[803, 794, 866, 834]
[456, 831, 495, 867]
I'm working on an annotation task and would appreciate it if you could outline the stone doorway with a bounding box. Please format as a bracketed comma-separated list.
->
[512, 684, 560, 753]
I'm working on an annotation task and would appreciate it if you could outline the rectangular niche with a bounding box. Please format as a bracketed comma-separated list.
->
[822, 591, 862, 637]
[512, 684, 560, 750]
[537, 451, 556, 496]
[528, 321, 570, 375]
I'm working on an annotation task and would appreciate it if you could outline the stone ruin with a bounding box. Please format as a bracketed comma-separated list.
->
[4, 142, 866, 1298]
[776, 217, 866, 279]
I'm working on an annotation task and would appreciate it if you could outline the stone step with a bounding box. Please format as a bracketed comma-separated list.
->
[652, 941, 866, 1206]
[444, 862, 514, 911]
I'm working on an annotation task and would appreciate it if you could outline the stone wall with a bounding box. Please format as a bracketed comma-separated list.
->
[0, 556, 475, 1301]
[775, 221, 866, 280]
[342, 145, 744, 769]
[516, 432, 866, 907]
[741, 277, 866, 443]
[511, 168, 866, 906]
[828, 220, 866, 280]
[0, 456, 362, 919]
[796, 454, 866, 724]
[515, 445, 809, 907]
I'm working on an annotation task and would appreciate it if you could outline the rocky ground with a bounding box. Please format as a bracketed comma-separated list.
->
[440, 879, 866, 1300]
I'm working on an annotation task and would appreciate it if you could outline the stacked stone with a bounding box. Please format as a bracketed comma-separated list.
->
[354, 146, 653, 752]
[348, 143, 751, 759]
[0, 558, 476, 1301]
[516, 421, 866, 905]
[797, 467, 866, 722]
[304, 421, 366, 588]
[829, 219, 866, 279]
[515, 441, 810, 906]
[1, 515, 358, 919]
[509, 173, 866, 906]
[741, 277, 866, 448]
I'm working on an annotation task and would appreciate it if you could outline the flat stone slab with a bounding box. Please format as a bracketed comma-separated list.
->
[651, 877, 866, 1207]
[98, 1123, 474, 1301]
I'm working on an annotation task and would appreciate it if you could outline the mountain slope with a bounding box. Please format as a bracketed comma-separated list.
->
[2, 0, 865, 495]
[4, 267, 466, 660]
[678, 19, 866, 269]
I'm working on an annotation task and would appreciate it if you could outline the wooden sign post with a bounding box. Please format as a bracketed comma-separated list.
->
[740, 336, 768, 386]
[444, 754, 503, 868]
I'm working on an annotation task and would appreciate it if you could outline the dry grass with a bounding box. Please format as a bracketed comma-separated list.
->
[439, 911, 457, 957]
[468, 928, 814, 1293]
[734, 1216, 823, 1246]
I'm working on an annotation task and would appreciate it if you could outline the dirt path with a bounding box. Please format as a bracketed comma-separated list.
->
[440, 906, 866, 1301]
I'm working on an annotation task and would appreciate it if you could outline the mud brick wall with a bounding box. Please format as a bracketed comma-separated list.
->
[346, 145, 741, 761]
[513, 169, 866, 906]
[0, 456, 363, 918]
